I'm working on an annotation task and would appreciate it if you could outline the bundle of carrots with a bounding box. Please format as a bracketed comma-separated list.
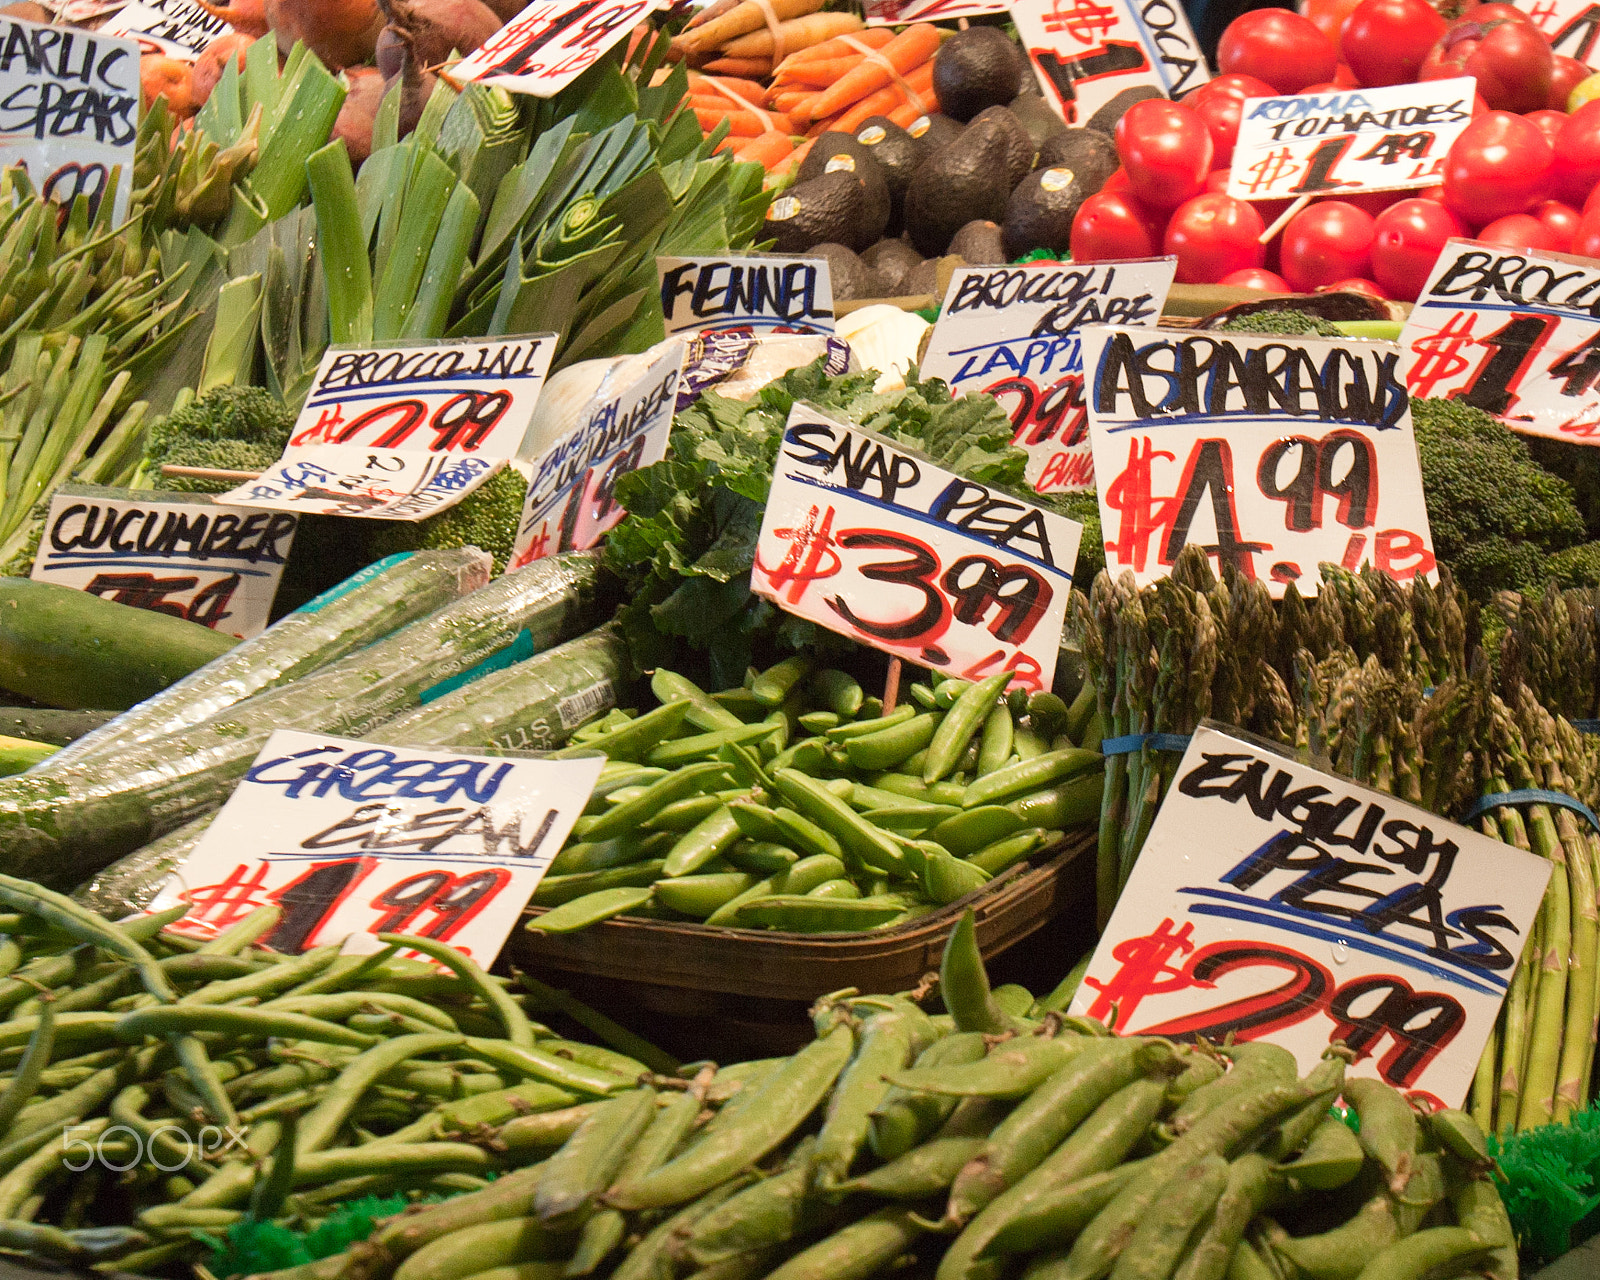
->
[673, 0, 863, 78]
[685, 72, 806, 182]
[765, 22, 942, 136]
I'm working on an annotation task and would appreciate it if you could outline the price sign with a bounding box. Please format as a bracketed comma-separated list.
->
[1227, 79, 1475, 201]
[920, 258, 1176, 495]
[509, 340, 684, 569]
[1398, 239, 1600, 444]
[145, 730, 604, 958]
[658, 254, 834, 338]
[452, 0, 661, 97]
[1010, 0, 1209, 127]
[221, 335, 555, 520]
[31, 486, 295, 639]
[863, 0, 1008, 27]
[751, 403, 1083, 691]
[0, 17, 138, 223]
[1071, 725, 1550, 1108]
[101, 0, 232, 60]
[1082, 324, 1438, 594]
[1512, 0, 1600, 61]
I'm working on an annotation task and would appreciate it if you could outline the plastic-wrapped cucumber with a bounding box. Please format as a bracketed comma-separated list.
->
[74, 623, 630, 916]
[42, 550, 491, 773]
[0, 552, 610, 890]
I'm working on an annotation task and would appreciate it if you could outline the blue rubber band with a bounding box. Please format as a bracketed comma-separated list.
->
[1573, 719, 1600, 735]
[1100, 732, 1194, 756]
[1464, 788, 1600, 836]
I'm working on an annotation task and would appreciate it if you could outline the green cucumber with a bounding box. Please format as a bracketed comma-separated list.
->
[44, 550, 490, 772]
[0, 577, 237, 711]
[73, 816, 211, 915]
[0, 709, 117, 747]
[0, 553, 609, 890]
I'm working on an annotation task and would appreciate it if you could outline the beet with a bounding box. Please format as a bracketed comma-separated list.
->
[333, 66, 385, 165]
[376, 24, 404, 78]
[393, 28, 437, 140]
[191, 33, 254, 109]
[264, 0, 385, 70]
[380, 0, 501, 68]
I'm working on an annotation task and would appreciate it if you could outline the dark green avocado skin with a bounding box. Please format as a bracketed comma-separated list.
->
[799, 135, 891, 244]
[970, 106, 1036, 187]
[1002, 167, 1088, 261]
[765, 172, 872, 254]
[1037, 128, 1118, 198]
[932, 27, 1025, 122]
[903, 117, 1011, 257]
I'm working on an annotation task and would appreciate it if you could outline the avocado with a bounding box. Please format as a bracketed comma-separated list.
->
[903, 115, 1012, 257]
[862, 238, 923, 295]
[1036, 128, 1118, 197]
[904, 257, 943, 298]
[906, 112, 966, 160]
[932, 27, 1025, 122]
[810, 243, 886, 302]
[948, 220, 1007, 265]
[1009, 93, 1070, 151]
[855, 117, 921, 232]
[799, 134, 891, 244]
[1085, 86, 1164, 136]
[1001, 167, 1087, 260]
[970, 105, 1035, 187]
[764, 172, 872, 254]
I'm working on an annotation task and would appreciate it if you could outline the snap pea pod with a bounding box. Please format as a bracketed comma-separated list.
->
[886, 1035, 1086, 1099]
[1449, 1175, 1515, 1280]
[1282, 1115, 1365, 1192]
[535, 1087, 656, 1223]
[438, 1083, 579, 1129]
[977, 706, 1014, 776]
[827, 706, 917, 740]
[931, 807, 1027, 856]
[765, 1206, 927, 1280]
[867, 803, 963, 833]
[649, 724, 776, 767]
[532, 863, 668, 909]
[1428, 1109, 1489, 1166]
[648, 793, 738, 836]
[772, 808, 845, 861]
[585, 700, 692, 762]
[969, 829, 1053, 876]
[1107, 1154, 1229, 1280]
[772, 770, 906, 875]
[870, 774, 968, 806]
[528, 887, 656, 933]
[459, 1264, 565, 1280]
[980, 1163, 1150, 1259]
[655, 872, 759, 918]
[868, 1032, 988, 1161]
[653, 672, 744, 732]
[734, 897, 908, 932]
[751, 655, 813, 707]
[923, 847, 992, 905]
[1167, 1043, 1300, 1135]
[497, 1107, 600, 1155]
[962, 750, 1102, 809]
[811, 670, 864, 719]
[704, 855, 846, 928]
[549, 834, 672, 877]
[845, 713, 941, 772]
[926, 675, 1010, 783]
[1006, 774, 1103, 830]
[583, 764, 730, 843]
[1172, 1154, 1277, 1280]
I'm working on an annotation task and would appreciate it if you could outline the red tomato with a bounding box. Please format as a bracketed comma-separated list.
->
[1103, 168, 1131, 192]
[1071, 190, 1164, 262]
[1442, 110, 1555, 225]
[1573, 208, 1600, 257]
[1475, 213, 1560, 250]
[1115, 100, 1215, 208]
[1218, 10, 1338, 94]
[1163, 193, 1267, 283]
[1527, 110, 1568, 148]
[1551, 55, 1593, 110]
[1319, 188, 1405, 217]
[1206, 169, 1232, 193]
[1587, 184, 1600, 214]
[1534, 198, 1581, 250]
[1302, 0, 1364, 46]
[1317, 277, 1390, 297]
[1417, 184, 1447, 202]
[1192, 72, 1277, 100]
[1419, 9, 1553, 114]
[1221, 266, 1292, 290]
[1340, 0, 1445, 87]
[1554, 102, 1600, 208]
[1280, 201, 1376, 290]
[1187, 90, 1246, 167]
[1371, 197, 1467, 300]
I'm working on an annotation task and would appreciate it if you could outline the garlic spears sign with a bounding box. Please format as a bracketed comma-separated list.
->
[1083, 325, 1438, 594]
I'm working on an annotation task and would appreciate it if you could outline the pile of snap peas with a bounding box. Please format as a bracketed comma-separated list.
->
[0, 877, 677, 1275]
[528, 659, 1106, 935]
[252, 909, 1516, 1280]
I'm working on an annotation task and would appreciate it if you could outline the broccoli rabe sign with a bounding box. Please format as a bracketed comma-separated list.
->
[1083, 325, 1439, 595]
[1399, 239, 1600, 446]
[221, 336, 556, 521]
[1073, 724, 1550, 1107]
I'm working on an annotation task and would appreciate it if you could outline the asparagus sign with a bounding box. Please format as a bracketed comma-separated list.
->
[1071, 724, 1551, 1107]
[1083, 325, 1439, 595]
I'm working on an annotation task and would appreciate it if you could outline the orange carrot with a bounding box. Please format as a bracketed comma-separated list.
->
[734, 132, 796, 168]
[800, 23, 941, 123]
[772, 26, 892, 74]
[723, 12, 863, 58]
[713, 134, 743, 155]
[887, 101, 927, 128]
[694, 106, 773, 138]
[692, 99, 796, 133]
[766, 90, 811, 113]
[689, 73, 769, 104]
[701, 57, 772, 78]
[806, 110, 847, 137]
[833, 61, 936, 132]
[775, 88, 823, 117]
[676, 0, 823, 54]
[789, 136, 818, 170]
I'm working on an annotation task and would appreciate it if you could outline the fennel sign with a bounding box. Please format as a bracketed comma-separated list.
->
[920, 257, 1177, 495]
[452, 0, 663, 97]
[1071, 724, 1550, 1107]
[658, 254, 836, 337]
[1398, 240, 1600, 445]
[221, 335, 556, 521]
[0, 16, 139, 223]
[146, 731, 605, 960]
[1082, 325, 1439, 595]
[509, 340, 684, 569]
[751, 403, 1083, 692]
[1227, 79, 1475, 202]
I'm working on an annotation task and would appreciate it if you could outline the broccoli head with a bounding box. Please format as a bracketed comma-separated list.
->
[360, 465, 529, 576]
[1546, 541, 1600, 590]
[1219, 309, 1345, 337]
[1412, 396, 1585, 600]
[145, 386, 296, 495]
[1038, 489, 1104, 584]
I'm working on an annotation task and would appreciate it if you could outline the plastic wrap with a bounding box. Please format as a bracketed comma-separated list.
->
[72, 816, 210, 917]
[41, 549, 492, 773]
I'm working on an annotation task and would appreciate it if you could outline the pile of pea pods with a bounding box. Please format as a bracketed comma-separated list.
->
[528, 662, 1106, 935]
[255, 910, 1516, 1280]
[0, 876, 675, 1275]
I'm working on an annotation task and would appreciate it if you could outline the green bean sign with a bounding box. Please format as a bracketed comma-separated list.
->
[143, 729, 604, 960]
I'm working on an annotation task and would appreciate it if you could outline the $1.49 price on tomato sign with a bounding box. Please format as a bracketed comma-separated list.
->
[452, 0, 662, 97]
[1399, 239, 1600, 443]
[1227, 78, 1475, 202]
[1083, 324, 1438, 594]
[751, 405, 1083, 691]
[146, 731, 604, 960]
[919, 257, 1176, 496]
[222, 335, 555, 521]
[1070, 725, 1551, 1106]
[1010, 0, 1210, 127]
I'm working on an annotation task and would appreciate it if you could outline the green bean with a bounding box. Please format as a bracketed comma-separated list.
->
[115, 1005, 378, 1047]
[772, 770, 906, 874]
[154, 954, 259, 983]
[464, 1038, 635, 1097]
[196, 905, 283, 955]
[437, 1083, 578, 1129]
[765, 1206, 925, 1280]
[394, 1216, 570, 1280]
[1282, 1116, 1364, 1192]
[961, 749, 1102, 809]
[0, 954, 85, 1017]
[653, 671, 745, 732]
[845, 713, 941, 772]
[516, 975, 678, 1077]
[169, 1034, 240, 1126]
[584, 763, 730, 842]
[0, 1117, 109, 1218]
[810, 670, 864, 719]
[374, 934, 534, 1050]
[1353, 1228, 1490, 1280]
[926, 674, 1010, 782]
[939, 908, 1017, 1035]
[294, 1032, 463, 1155]
[118, 903, 194, 942]
[265, 992, 460, 1031]
[535, 1086, 656, 1223]
[609, 1022, 854, 1210]
[1107, 1153, 1229, 1280]
[827, 705, 917, 740]
[286, 945, 404, 998]
[1172, 1154, 1276, 1280]
[137, 1204, 242, 1233]
[0, 1002, 53, 1138]
[663, 808, 744, 877]
[528, 887, 655, 932]
[0, 876, 177, 1003]
[0, 941, 20, 981]
[977, 706, 1014, 776]
[180, 944, 341, 1006]
[1343, 1078, 1416, 1195]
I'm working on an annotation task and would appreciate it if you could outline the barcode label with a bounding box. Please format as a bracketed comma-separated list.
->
[559, 680, 617, 730]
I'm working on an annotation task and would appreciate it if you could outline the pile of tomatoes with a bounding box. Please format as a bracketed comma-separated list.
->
[1070, 0, 1600, 299]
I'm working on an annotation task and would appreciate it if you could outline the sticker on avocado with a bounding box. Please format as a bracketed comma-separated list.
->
[1010, 0, 1211, 126]
[657, 253, 835, 337]
[919, 257, 1177, 494]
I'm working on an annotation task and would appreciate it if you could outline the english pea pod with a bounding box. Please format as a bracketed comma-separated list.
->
[535, 1086, 657, 1223]
[1281, 1116, 1365, 1193]
[1167, 1043, 1300, 1136]
[837, 1099, 1005, 1200]
[1107, 1155, 1229, 1280]
[883, 1034, 1084, 1100]
[1343, 1077, 1416, 1196]
[763, 1206, 927, 1280]
[1171, 1154, 1277, 1280]
[814, 999, 934, 1191]
[940, 908, 1021, 1036]
[1352, 1228, 1493, 1280]
[682, 1138, 831, 1266]
[868, 1032, 989, 1161]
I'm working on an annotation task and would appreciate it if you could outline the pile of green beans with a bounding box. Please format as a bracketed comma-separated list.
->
[0, 884, 674, 1275]
[253, 910, 1517, 1280]
[527, 659, 1106, 935]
